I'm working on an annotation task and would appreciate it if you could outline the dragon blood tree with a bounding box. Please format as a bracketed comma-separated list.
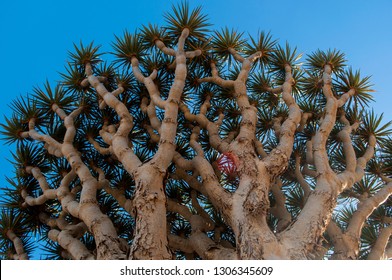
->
[1, 2, 391, 260]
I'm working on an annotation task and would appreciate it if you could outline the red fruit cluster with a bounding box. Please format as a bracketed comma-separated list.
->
[216, 152, 239, 175]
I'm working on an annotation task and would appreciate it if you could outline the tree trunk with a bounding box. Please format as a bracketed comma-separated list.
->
[129, 164, 171, 259]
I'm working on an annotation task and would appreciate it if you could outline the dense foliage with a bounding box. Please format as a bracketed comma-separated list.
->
[1, 2, 391, 260]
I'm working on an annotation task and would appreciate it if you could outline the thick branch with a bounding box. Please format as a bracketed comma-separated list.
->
[168, 234, 194, 254]
[179, 102, 229, 153]
[61, 102, 127, 259]
[228, 47, 245, 63]
[295, 155, 311, 198]
[337, 89, 356, 107]
[189, 231, 237, 259]
[265, 65, 301, 177]
[131, 61, 166, 109]
[270, 178, 292, 231]
[28, 119, 63, 157]
[6, 230, 28, 260]
[193, 156, 232, 220]
[167, 199, 193, 221]
[346, 182, 392, 239]
[155, 39, 176, 56]
[48, 229, 94, 260]
[86, 63, 142, 175]
[88, 137, 112, 156]
[312, 65, 337, 175]
[198, 62, 235, 88]
[233, 54, 259, 141]
[367, 226, 392, 260]
[327, 220, 357, 260]
[149, 28, 194, 171]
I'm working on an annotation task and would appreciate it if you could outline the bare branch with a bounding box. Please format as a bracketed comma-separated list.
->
[5, 230, 29, 260]
[264, 65, 301, 177]
[179, 101, 229, 153]
[367, 226, 392, 260]
[155, 39, 176, 56]
[168, 234, 194, 254]
[312, 64, 338, 175]
[28, 119, 63, 157]
[294, 155, 311, 198]
[189, 231, 237, 259]
[228, 47, 245, 63]
[347, 182, 392, 239]
[198, 62, 235, 88]
[167, 199, 193, 221]
[193, 156, 232, 219]
[270, 178, 291, 231]
[337, 89, 356, 107]
[86, 63, 142, 175]
[48, 229, 94, 260]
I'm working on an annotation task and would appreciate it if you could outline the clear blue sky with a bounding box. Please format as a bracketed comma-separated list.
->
[0, 0, 391, 192]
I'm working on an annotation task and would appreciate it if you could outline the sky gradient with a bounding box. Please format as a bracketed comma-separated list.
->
[0, 0, 391, 195]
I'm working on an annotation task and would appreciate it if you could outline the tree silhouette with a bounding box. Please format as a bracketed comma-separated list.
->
[1, 2, 391, 260]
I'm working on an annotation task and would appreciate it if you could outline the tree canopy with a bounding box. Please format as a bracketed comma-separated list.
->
[0, 2, 391, 260]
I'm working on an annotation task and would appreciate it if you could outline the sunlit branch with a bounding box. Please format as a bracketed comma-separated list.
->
[337, 89, 356, 107]
[346, 182, 392, 239]
[48, 229, 94, 260]
[179, 102, 229, 153]
[131, 59, 166, 109]
[99, 86, 125, 109]
[312, 64, 337, 175]
[155, 39, 176, 56]
[198, 62, 235, 88]
[367, 226, 392, 260]
[264, 65, 301, 177]
[86, 63, 142, 175]
[27, 118, 63, 157]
